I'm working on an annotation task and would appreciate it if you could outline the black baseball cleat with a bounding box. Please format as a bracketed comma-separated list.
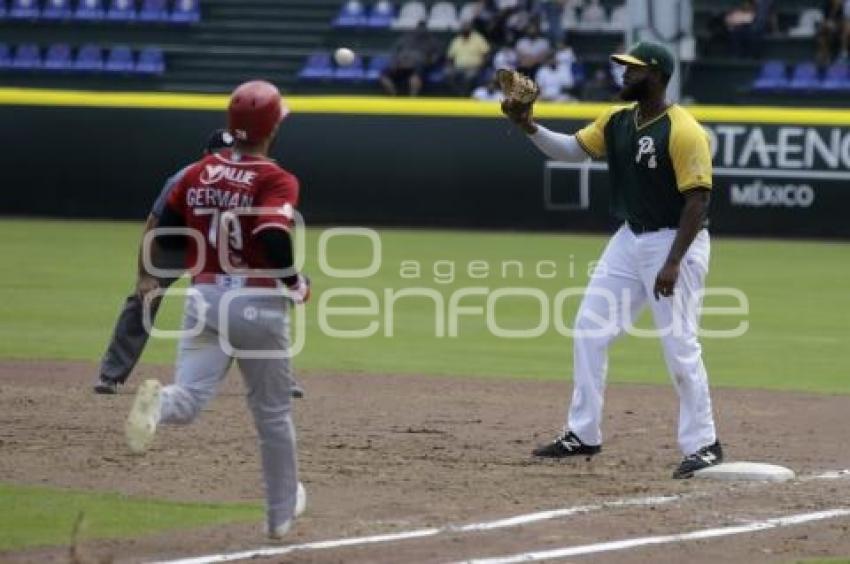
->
[672, 440, 723, 479]
[93, 376, 122, 395]
[532, 431, 601, 458]
[291, 384, 305, 399]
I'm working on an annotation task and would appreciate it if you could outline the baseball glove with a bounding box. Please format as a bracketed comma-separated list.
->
[497, 69, 539, 126]
[496, 69, 539, 105]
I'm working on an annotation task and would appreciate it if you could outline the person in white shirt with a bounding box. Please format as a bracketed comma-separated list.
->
[554, 40, 576, 85]
[535, 56, 573, 101]
[515, 25, 552, 76]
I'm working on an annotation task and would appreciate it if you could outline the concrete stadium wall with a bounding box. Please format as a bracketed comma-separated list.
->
[5, 89, 850, 238]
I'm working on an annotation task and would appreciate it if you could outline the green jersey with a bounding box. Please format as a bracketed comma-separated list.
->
[575, 104, 712, 230]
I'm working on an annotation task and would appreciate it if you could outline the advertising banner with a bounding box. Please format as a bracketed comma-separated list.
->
[4, 90, 850, 238]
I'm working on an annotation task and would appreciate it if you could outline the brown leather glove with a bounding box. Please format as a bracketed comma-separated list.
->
[496, 69, 539, 130]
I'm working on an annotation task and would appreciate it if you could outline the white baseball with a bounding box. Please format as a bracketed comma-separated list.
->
[334, 47, 356, 67]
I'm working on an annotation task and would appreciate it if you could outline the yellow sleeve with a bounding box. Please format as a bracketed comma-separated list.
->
[669, 109, 713, 192]
[574, 106, 621, 159]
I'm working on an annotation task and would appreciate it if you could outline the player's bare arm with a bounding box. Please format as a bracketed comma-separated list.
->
[654, 189, 711, 300]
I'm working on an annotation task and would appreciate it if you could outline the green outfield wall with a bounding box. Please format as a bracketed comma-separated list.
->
[6, 89, 850, 237]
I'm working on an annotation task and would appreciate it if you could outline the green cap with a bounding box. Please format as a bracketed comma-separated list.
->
[610, 41, 676, 76]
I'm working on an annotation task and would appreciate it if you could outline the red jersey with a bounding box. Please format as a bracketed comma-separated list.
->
[165, 149, 300, 276]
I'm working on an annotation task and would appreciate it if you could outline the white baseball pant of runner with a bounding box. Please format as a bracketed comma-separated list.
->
[158, 280, 299, 531]
[566, 224, 717, 455]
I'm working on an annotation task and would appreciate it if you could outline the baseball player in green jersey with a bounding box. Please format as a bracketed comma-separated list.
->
[502, 41, 723, 479]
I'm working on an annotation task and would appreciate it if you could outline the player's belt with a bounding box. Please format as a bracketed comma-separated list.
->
[626, 221, 674, 234]
[192, 273, 280, 288]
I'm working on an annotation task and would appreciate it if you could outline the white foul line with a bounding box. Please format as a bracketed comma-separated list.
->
[453, 508, 850, 564]
[805, 469, 850, 481]
[148, 494, 683, 564]
[149, 469, 850, 564]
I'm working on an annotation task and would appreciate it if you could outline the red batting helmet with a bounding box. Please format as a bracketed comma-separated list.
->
[227, 80, 289, 144]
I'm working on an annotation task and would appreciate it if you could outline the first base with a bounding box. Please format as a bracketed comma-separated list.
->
[694, 462, 795, 482]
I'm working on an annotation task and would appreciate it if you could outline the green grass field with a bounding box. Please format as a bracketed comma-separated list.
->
[1, 219, 849, 551]
[0, 484, 261, 551]
[1, 219, 849, 393]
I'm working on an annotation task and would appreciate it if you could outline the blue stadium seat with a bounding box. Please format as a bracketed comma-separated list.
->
[11, 43, 41, 69]
[75, 0, 105, 20]
[138, 0, 167, 21]
[42, 0, 73, 19]
[822, 61, 850, 91]
[106, 0, 135, 21]
[0, 43, 11, 68]
[0, 0, 7, 19]
[752, 60, 787, 91]
[366, 0, 395, 28]
[136, 46, 164, 73]
[44, 43, 73, 70]
[788, 62, 819, 90]
[298, 52, 334, 80]
[334, 0, 366, 28]
[366, 53, 390, 80]
[9, 0, 40, 19]
[74, 43, 103, 71]
[170, 0, 198, 23]
[334, 54, 366, 80]
[105, 44, 134, 72]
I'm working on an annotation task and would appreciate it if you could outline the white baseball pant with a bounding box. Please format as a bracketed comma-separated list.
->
[566, 224, 717, 455]
[158, 281, 299, 531]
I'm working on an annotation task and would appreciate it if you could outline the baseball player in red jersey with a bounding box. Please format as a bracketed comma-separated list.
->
[124, 80, 310, 539]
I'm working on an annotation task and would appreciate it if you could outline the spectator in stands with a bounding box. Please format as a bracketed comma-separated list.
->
[580, 0, 606, 28]
[724, 0, 757, 56]
[818, 0, 844, 65]
[380, 20, 441, 96]
[752, 0, 775, 36]
[492, 43, 518, 70]
[505, 9, 530, 44]
[515, 24, 551, 77]
[535, 55, 573, 101]
[446, 21, 491, 95]
[493, 0, 522, 43]
[554, 38, 577, 81]
[540, 0, 566, 47]
[580, 67, 615, 101]
[472, 0, 501, 41]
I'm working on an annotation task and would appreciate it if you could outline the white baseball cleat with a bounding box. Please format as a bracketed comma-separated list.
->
[125, 379, 162, 454]
[267, 482, 307, 540]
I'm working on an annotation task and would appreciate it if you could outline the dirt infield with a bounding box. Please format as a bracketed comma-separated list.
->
[1, 360, 849, 564]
